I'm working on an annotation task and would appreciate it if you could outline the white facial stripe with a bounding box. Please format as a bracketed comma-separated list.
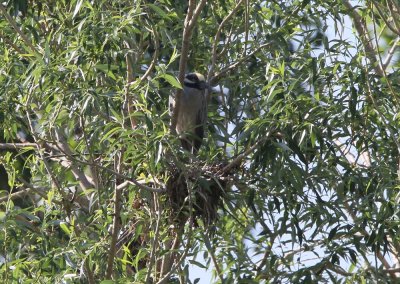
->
[184, 78, 195, 84]
[194, 73, 205, 82]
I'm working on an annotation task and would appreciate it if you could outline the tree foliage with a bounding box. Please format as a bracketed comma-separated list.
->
[1, 0, 400, 283]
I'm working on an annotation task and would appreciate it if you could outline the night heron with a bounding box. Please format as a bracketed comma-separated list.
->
[170, 72, 208, 154]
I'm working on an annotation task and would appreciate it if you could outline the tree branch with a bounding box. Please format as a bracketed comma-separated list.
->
[106, 152, 123, 279]
[372, 2, 400, 36]
[170, 0, 207, 134]
[382, 36, 400, 71]
[0, 183, 46, 203]
[342, 0, 384, 76]
[48, 149, 166, 193]
[387, 0, 400, 34]
[0, 143, 37, 150]
[54, 129, 95, 190]
[25, 113, 73, 216]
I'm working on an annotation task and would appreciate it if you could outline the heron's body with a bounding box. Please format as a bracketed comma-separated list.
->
[170, 73, 208, 154]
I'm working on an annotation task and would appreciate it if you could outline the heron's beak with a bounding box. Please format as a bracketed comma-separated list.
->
[208, 85, 220, 93]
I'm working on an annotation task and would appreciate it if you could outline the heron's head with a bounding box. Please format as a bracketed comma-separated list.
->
[184, 72, 208, 90]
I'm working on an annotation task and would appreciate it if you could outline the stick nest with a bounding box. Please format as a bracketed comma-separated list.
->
[166, 161, 234, 226]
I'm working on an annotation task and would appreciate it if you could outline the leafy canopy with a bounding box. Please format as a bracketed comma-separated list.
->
[1, 0, 400, 283]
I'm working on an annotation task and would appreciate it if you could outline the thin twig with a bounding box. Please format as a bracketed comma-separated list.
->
[256, 230, 279, 274]
[84, 260, 96, 284]
[202, 232, 224, 282]
[124, 42, 137, 129]
[145, 194, 162, 283]
[139, 26, 159, 83]
[79, 115, 100, 190]
[244, 0, 249, 56]
[210, 43, 271, 85]
[369, 8, 400, 106]
[45, 140, 166, 193]
[382, 36, 400, 70]
[159, 228, 183, 282]
[208, 0, 245, 81]
[342, 203, 398, 279]
[387, 0, 400, 34]
[125, 25, 159, 130]
[0, 183, 46, 203]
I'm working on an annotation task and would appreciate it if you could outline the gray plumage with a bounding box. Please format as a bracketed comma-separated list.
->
[170, 72, 208, 154]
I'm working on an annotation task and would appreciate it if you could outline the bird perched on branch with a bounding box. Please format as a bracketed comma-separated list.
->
[170, 72, 208, 154]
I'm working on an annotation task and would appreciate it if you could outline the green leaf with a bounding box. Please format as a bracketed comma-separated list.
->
[189, 260, 207, 269]
[0, 211, 5, 221]
[148, 4, 169, 19]
[159, 74, 182, 89]
[328, 225, 339, 241]
[59, 222, 71, 236]
[73, 0, 84, 19]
